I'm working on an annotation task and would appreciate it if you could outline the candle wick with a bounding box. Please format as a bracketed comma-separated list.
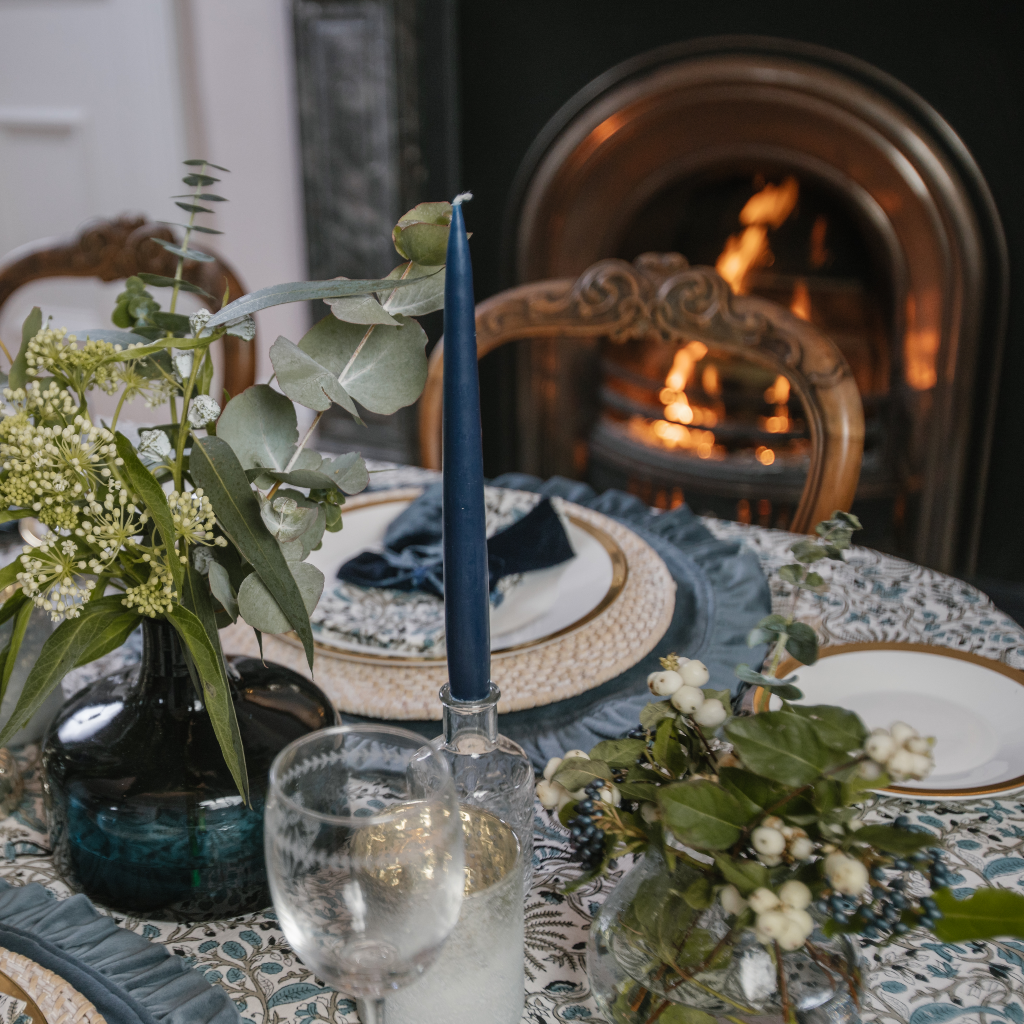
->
[452, 191, 474, 206]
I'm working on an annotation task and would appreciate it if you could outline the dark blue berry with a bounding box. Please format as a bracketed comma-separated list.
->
[864, 925, 880, 939]
[895, 815, 910, 828]
[829, 895, 846, 911]
[889, 878, 905, 891]
[814, 900, 829, 915]
[582, 826, 596, 840]
[857, 906, 876, 922]
[883, 904, 899, 923]
[894, 859, 910, 871]
[891, 893, 908, 909]
[576, 815, 592, 827]
[570, 826, 581, 838]
[870, 866, 887, 881]
[592, 829, 605, 842]
[921, 897, 937, 912]
[578, 800, 594, 813]
[894, 922, 909, 934]
[930, 908, 943, 920]
[872, 886, 887, 900]
[832, 911, 849, 925]
[920, 915, 935, 929]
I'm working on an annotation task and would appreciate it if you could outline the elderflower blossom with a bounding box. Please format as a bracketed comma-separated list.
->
[17, 538, 97, 619]
[168, 488, 226, 550]
[0, 408, 118, 531]
[122, 557, 176, 617]
[25, 326, 120, 395]
[74, 488, 145, 568]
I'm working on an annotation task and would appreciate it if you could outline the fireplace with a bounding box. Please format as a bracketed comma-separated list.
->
[504, 38, 1007, 572]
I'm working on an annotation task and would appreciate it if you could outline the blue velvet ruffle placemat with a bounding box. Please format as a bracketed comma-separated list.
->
[0, 880, 240, 1024]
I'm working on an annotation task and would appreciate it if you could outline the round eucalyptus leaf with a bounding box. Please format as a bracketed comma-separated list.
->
[326, 290, 400, 326]
[379, 263, 446, 316]
[237, 560, 324, 635]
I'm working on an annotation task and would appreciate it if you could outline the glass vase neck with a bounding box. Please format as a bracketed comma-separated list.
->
[140, 616, 191, 683]
[439, 681, 499, 753]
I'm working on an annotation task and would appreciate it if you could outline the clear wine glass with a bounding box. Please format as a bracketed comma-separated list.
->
[265, 724, 465, 1024]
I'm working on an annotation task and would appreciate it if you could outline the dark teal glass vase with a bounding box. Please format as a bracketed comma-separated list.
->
[42, 616, 335, 919]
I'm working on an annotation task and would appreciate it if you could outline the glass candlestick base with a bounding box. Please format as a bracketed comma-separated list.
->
[435, 682, 534, 891]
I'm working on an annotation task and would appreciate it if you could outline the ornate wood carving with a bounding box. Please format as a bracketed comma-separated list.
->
[0, 216, 255, 399]
[419, 253, 864, 534]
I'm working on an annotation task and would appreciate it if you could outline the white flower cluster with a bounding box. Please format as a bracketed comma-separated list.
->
[167, 488, 226, 551]
[730, 881, 815, 950]
[646, 660, 727, 729]
[859, 721, 934, 781]
[17, 538, 97, 619]
[535, 750, 620, 811]
[750, 814, 814, 866]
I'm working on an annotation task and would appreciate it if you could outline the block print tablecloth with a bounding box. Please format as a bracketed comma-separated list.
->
[1, 518, 1023, 1024]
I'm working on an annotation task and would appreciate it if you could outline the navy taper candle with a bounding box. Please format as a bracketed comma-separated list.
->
[442, 196, 490, 701]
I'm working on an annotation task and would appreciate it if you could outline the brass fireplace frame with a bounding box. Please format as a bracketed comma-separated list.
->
[503, 37, 1008, 573]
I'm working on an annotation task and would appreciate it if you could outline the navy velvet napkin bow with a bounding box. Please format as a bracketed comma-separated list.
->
[337, 483, 575, 598]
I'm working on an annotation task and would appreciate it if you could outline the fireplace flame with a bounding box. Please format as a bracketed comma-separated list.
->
[715, 176, 799, 294]
[790, 279, 811, 321]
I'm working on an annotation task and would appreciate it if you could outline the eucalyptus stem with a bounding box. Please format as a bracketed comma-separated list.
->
[169, 161, 206, 316]
[173, 344, 206, 490]
[0, 336, 13, 366]
[110, 388, 130, 432]
[336, 324, 376, 387]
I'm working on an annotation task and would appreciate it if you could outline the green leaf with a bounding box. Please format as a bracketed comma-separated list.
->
[653, 716, 688, 776]
[0, 509, 34, 525]
[135, 274, 215, 300]
[0, 590, 28, 628]
[379, 262, 446, 316]
[205, 274, 432, 329]
[551, 756, 612, 793]
[208, 561, 238, 622]
[298, 314, 428, 416]
[785, 621, 819, 665]
[150, 237, 215, 263]
[71, 608, 140, 668]
[167, 604, 249, 804]
[778, 564, 804, 584]
[173, 191, 228, 200]
[713, 854, 770, 896]
[726, 711, 833, 787]
[150, 311, 193, 334]
[9, 307, 41, 389]
[182, 159, 230, 171]
[734, 664, 800, 691]
[850, 824, 934, 855]
[616, 780, 659, 802]
[0, 597, 32, 703]
[931, 886, 1024, 941]
[0, 596, 128, 744]
[717, 767, 776, 821]
[196, 348, 214, 397]
[790, 540, 826, 563]
[181, 557, 221, 650]
[190, 436, 315, 667]
[326, 289, 400, 326]
[115, 433, 182, 597]
[269, 335, 359, 416]
[0, 558, 23, 594]
[640, 700, 675, 730]
[182, 172, 220, 186]
[237, 561, 324, 635]
[589, 738, 646, 769]
[658, 780, 747, 851]
[748, 613, 788, 646]
[789, 704, 867, 753]
[175, 201, 213, 214]
[216, 385, 320, 474]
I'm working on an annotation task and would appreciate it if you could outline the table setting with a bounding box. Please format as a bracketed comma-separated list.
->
[0, 162, 1021, 1024]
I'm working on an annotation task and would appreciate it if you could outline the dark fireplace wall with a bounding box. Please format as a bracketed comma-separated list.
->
[457, 0, 1024, 582]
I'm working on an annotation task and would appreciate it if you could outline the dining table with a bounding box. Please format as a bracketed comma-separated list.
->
[0, 464, 1022, 1024]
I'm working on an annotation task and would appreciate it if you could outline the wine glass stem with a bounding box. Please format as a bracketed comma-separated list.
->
[357, 997, 386, 1024]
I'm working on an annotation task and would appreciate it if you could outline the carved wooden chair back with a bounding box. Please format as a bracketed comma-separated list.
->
[0, 216, 256, 398]
[419, 253, 864, 534]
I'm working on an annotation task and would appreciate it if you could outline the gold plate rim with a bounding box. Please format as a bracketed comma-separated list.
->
[294, 492, 629, 665]
[772, 641, 1024, 798]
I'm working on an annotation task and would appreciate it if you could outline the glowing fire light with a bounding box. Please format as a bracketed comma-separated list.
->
[716, 176, 800, 294]
[790, 279, 811, 321]
[755, 446, 776, 466]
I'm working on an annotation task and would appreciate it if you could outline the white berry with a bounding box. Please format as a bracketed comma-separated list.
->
[536, 779, 563, 809]
[542, 757, 562, 780]
[693, 698, 727, 729]
[647, 670, 684, 696]
[826, 855, 869, 895]
[670, 685, 705, 714]
[789, 835, 815, 860]
[563, 749, 589, 760]
[778, 880, 812, 910]
[906, 736, 932, 755]
[887, 748, 917, 779]
[752, 825, 786, 856]
[640, 802, 661, 824]
[907, 753, 934, 779]
[890, 721, 918, 746]
[754, 909, 787, 943]
[757, 852, 784, 867]
[720, 884, 748, 916]
[748, 887, 781, 914]
[857, 758, 883, 780]
[598, 784, 621, 807]
[864, 731, 895, 764]
[680, 660, 710, 687]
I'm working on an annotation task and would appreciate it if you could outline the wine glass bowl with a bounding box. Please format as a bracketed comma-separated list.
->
[265, 725, 465, 1013]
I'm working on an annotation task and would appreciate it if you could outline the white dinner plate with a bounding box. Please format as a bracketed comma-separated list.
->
[305, 488, 624, 660]
[777, 643, 1024, 798]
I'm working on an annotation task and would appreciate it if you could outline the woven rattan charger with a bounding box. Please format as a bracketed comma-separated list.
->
[0, 947, 105, 1024]
[222, 492, 676, 720]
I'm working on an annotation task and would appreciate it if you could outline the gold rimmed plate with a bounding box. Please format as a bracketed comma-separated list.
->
[775, 643, 1024, 798]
